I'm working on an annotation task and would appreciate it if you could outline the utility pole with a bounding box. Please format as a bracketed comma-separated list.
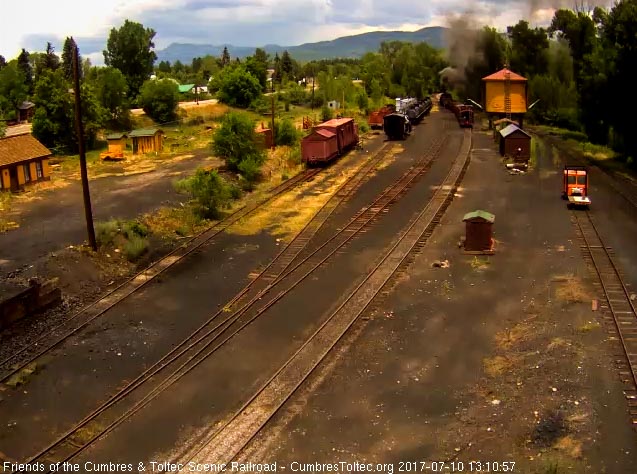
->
[270, 83, 276, 150]
[311, 75, 315, 111]
[72, 43, 97, 251]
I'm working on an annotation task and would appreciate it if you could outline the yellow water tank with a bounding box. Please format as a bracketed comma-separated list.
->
[483, 68, 528, 114]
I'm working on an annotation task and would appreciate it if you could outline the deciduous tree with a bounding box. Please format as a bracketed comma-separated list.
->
[104, 20, 157, 99]
[138, 78, 179, 123]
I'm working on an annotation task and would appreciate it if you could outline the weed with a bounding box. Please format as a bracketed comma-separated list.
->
[123, 234, 149, 261]
[470, 256, 490, 270]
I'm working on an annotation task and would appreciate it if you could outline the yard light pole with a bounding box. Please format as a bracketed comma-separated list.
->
[72, 44, 97, 251]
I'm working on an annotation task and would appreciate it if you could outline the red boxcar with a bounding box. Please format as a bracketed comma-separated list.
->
[301, 129, 339, 165]
[315, 118, 359, 154]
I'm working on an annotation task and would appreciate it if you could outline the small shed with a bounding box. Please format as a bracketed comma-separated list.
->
[499, 124, 531, 161]
[103, 133, 127, 157]
[129, 129, 163, 155]
[17, 101, 35, 123]
[255, 123, 273, 149]
[463, 210, 495, 253]
[327, 100, 340, 110]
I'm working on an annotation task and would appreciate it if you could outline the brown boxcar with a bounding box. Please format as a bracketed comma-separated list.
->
[315, 118, 358, 154]
[301, 129, 339, 165]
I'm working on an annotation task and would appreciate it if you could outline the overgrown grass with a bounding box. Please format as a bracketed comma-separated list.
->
[0, 191, 18, 232]
[95, 219, 150, 262]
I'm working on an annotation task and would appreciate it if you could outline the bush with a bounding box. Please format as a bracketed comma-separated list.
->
[357, 120, 370, 134]
[176, 169, 235, 219]
[237, 156, 262, 190]
[249, 95, 270, 114]
[275, 119, 298, 146]
[213, 112, 266, 172]
[95, 219, 149, 261]
[287, 83, 308, 105]
[356, 91, 369, 112]
[138, 79, 179, 124]
[321, 105, 333, 122]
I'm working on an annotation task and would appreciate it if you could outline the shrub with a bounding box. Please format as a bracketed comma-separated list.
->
[275, 119, 298, 146]
[249, 95, 270, 114]
[213, 112, 266, 172]
[138, 79, 179, 123]
[95, 219, 149, 261]
[237, 156, 263, 190]
[321, 105, 333, 122]
[176, 169, 235, 219]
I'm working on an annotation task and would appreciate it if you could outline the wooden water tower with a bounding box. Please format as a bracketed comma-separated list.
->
[482, 68, 528, 129]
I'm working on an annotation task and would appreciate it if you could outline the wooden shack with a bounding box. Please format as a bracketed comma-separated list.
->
[101, 133, 127, 160]
[463, 210, 495, 254]
[0, 133, 52, 191]
[17, 101, 35, 123]
[255, 123, 273, 149]
[483, 68, 527, 128]
[499, 124, 531, 161]
[129, 129, 163, 155]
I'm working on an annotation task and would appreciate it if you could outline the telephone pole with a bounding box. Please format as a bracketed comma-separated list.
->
[270, 86, 276, 150]
[72, 43, 97, 251]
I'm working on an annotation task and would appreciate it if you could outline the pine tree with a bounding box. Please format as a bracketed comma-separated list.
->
[43, 42, 60, 71]
[273, 52, 281, 85]
[221, 47, 231, 68]
[61, 37, 78, 80]
[17, 49, 33, 94]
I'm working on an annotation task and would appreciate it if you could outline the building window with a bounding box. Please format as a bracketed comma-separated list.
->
[36, 161, 43, 179]
[23, 164, 31, 182]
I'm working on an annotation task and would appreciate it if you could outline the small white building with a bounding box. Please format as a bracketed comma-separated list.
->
[327, 100, 340, 109]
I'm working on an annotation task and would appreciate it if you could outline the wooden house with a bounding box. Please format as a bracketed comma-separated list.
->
[499, 124, 531, 161]
[129, 129, 163, 155]
[0, 134, 52, 191]
[17, 101, 35, 123]
[482, 68, 527, 128]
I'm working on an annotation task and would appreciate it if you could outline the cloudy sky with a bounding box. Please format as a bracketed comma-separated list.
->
[0, 0, 596, 64]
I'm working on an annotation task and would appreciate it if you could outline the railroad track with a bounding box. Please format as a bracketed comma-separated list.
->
[1, 140, 392, 384]
[0, 167, 321, 381]
[179, 128, 473, 465]
[572, 210, 637, 427]
[13, 131, 450, 471]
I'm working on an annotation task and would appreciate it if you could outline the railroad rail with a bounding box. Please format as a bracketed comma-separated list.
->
[572, 211, 637, 426]
[0, 167, 320, 380]
[15, 130, 450, 470]
[180, 128, 473, 465]
[1, 141, 391, 384]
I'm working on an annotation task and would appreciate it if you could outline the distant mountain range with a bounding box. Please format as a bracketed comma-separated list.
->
[156, 26, 448, 64]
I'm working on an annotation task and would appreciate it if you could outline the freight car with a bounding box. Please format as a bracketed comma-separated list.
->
[367, 105, 394, 129]
[384, 113, 412, 140]
[301, 117, 359, 165]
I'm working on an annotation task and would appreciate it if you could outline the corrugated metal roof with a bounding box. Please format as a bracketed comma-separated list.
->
[499, 124, 531, 138]
[129, 128, 162, 138]
[18, 101, 35, 110]
[482, 68, 527, 82]
[178, 84, 195, 93]
[0, 134, 51, 167]
[463, 210, 495, 223]
[106, 133, 127, 140]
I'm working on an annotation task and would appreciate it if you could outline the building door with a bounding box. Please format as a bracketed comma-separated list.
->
[9, 167, 19, 191]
